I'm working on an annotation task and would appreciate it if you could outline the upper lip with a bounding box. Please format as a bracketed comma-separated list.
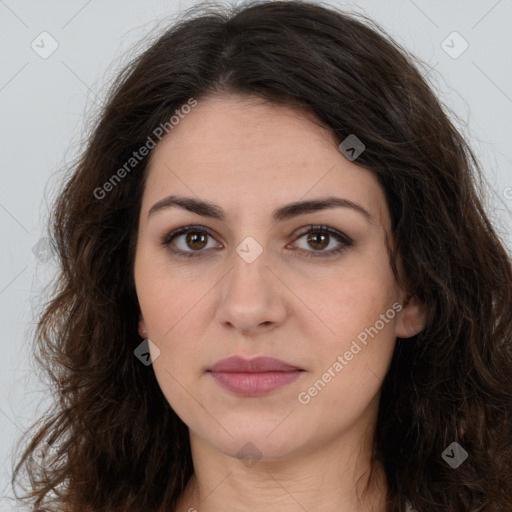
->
[208, 356, 303, 373]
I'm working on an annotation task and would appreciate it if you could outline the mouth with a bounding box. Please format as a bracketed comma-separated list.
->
[207, 356, 305, 396]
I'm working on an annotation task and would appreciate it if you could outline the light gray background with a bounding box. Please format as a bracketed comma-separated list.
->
[1, 0, 511, 508]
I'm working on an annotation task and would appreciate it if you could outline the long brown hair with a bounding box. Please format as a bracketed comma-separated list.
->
[11, 1, 512, 511]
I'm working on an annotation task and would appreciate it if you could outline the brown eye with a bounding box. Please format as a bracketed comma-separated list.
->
[291, 225, 353, 258]
[186, 231, 208, 250]
[306, 231, 329, 251]
[161, 225, 222, 259]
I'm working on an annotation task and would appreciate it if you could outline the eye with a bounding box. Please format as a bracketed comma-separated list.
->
[161, 224, 353, 260]
[289, 225, 353, 258]
[161, 225, 222, 259]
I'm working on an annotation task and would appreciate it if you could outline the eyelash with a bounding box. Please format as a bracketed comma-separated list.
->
[160, 224, 353, 260]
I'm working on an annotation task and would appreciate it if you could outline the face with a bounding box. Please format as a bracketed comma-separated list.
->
[133, 94, 426, 462]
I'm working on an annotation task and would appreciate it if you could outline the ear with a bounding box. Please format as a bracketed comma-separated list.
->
[138, 313, 147, 339]
[395, 291, 428, 338]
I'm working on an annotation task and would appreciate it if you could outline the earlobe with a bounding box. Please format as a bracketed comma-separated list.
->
[138, 313, 147, 339]
[395, 293, 428, 338]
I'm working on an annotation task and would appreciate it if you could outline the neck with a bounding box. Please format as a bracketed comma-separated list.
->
[175, 419, 388, 512]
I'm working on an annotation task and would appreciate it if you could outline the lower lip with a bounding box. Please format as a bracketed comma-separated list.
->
[209, 371, 303, 395]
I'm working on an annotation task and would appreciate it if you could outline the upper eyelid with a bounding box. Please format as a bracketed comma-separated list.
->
[292, 225, 351, 240]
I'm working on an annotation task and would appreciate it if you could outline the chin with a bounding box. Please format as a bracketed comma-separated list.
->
[203, 423, 308, 462]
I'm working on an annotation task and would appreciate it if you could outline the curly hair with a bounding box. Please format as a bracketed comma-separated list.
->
[11, 1, 512, 511]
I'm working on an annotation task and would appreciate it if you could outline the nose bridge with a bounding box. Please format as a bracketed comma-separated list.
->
[227, 242, 274, 304]
[215, 241, 287, 331]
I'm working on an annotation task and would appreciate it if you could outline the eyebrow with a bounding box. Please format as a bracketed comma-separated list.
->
[147, 195, 374, 223]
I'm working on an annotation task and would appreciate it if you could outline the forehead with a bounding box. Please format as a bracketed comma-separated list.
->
[142, 94, 389, 227]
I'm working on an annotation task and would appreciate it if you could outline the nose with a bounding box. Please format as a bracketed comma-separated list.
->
[215, 250, 288, 336]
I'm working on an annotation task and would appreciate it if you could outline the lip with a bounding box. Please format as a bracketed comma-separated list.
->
[207, 356, 305, 396]
[209, 356, 302, 373]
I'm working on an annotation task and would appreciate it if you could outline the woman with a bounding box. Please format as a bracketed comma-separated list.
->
[11, 1, 512, 511]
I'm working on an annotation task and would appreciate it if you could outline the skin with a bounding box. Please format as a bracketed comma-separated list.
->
[133, 94, 427, 512]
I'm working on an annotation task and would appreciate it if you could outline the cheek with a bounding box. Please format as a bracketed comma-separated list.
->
[297, 309, 397, 432]
[135, 244, 206, 337]
[135, 249, 219, 352]
[305, 261, 398, 345]
[297, 256, 399, 401]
